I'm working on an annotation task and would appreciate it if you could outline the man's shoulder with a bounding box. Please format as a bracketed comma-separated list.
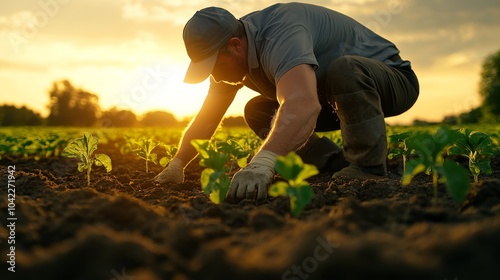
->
[241, 2, 313, 22]
[241, 3, 344, 35]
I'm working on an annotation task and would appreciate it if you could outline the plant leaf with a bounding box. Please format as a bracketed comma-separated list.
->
[442, 160, 470, 203]
[149, 153, 158, 164]
[236, 156, 249, 168]
[159, 157, 170, 167]
[295, 163, 319, 184]
[62, 136, 87, 159]
[402, 159, 427, 185]
[77, 162, 87, 173]
[274, 152, 318, 182]
[275, 153, 302, 181]
[83, 132, 99, 159]
[191, 139, 211, 159]
[200, 168, 215, 193]
[201, 169, 229, 204]
[289, 183, 314, 216]
[95, 153, 112, 172]
[475, 157, 492, 175]
[146, 138, 160, 154]
[269, 181, 289, 197]
[212, 174, 230, 204]
[472, 131, 495, 156]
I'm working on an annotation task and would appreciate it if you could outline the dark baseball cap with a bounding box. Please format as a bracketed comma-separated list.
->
[183, 7, 239, 84]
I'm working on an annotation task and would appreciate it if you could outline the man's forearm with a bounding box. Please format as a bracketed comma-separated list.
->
[258, 64, 320, 156]
[171, 81, 238, 166]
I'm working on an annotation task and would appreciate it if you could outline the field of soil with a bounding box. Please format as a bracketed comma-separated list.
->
[1, 140, 499, 280]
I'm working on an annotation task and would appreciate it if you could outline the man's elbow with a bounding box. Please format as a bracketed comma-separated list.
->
[308, 99, 322, 120]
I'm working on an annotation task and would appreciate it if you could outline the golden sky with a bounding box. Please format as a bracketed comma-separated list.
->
[1, 0, 500, 125]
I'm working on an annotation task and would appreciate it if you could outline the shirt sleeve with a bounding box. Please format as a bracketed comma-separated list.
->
[259, 25, 319, 84]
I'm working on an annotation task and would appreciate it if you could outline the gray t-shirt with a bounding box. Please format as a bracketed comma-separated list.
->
[209, 2, 410, 100]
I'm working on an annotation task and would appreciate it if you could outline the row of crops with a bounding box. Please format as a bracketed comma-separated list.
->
[1, 124, 499, 215]
[1, 125, 498, 161]
[0, 126, 265, 160]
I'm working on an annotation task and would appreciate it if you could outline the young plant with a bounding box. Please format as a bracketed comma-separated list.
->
[402, 127, 470, 203]
[62, 132, 112, 187]
[216, 139, 250, 172]
[128, 138, 160, 173]
[238, 132, 262, 159]
[160, 144, 178, 167]
[448, 128, 496, 182]
[191, 139, 231, 204]
[388, 131, 415, 175]
[269, 152, 318, 216]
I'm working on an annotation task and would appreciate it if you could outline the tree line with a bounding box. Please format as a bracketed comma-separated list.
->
[0, 79, 247, 127]
[1, 48, 499, 127]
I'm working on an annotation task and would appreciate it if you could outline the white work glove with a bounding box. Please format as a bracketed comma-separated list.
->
[227, 150, 278, 200]
[154, 158, 185, 184]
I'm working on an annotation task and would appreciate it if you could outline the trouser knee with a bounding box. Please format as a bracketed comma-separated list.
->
[244, 97, 279, 139]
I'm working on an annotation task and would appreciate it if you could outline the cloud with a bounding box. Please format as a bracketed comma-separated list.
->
[1, 0, 499, 122]
[341, 0, 500, 69]
[0, 58, 48, 72]
[2, 0, 496, 67]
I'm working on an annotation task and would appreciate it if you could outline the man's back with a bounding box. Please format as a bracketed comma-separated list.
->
[241, 2, 408, 87]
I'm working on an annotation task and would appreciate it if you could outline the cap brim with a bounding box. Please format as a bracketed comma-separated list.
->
[184, 51, 218, 84]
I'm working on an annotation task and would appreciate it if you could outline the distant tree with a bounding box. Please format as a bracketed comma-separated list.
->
[412, 119, 438, 126]
[457, 107, 482, 124]
[100, 107, 137, 127]
[140, 111, 178, 127]
[479, 49, 500, 122]
[0, 105, 43, 126]
[47, 80, 100, 127]
[442, 115, 458, 126]
[177, 116, 192, 127]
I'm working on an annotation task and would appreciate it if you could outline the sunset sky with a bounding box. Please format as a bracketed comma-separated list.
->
[1, 0, 499, 125]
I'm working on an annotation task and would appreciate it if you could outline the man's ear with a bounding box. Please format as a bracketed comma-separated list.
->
[227, 37, 241, 52]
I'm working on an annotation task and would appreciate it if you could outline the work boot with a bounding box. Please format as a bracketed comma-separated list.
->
[339, 113, 388, 170]
[296, 134, 349, 173]
[332, 112, 388, 179]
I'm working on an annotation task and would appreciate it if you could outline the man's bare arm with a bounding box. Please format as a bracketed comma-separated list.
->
[260, 64, 321, 155]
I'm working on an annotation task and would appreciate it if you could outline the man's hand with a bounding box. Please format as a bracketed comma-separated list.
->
[227, 150, 278, 200]
[154, 158, 185, 184]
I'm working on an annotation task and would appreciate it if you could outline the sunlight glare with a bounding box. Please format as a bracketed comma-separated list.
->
[115, 62, 209, 120]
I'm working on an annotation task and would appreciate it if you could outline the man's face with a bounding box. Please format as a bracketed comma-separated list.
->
[211, 39, 247, 84]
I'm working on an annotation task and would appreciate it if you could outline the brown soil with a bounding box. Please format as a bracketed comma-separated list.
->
[1, 141, 499, 280]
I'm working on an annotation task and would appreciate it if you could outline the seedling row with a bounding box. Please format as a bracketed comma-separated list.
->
[1, 125, 499, 215]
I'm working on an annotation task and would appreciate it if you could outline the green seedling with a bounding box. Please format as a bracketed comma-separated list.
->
[236, 132, 262, 159]
[62, 132, 112, 187]
[388, 131, 415, 175]
[191, 139, 231, 204]
[14, 138, 35, 158]
[216, 139, 250, 172]
[160, 144, 178, 167]
[403, 127, 470, 203]
[269, 152, 318, 216]
[448, 128, 496, 182]
[128, 138, 160, 173]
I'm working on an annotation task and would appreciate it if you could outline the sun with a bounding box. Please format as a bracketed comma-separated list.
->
[118, 61, 259, 121]
[121, 62, 211, 120]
